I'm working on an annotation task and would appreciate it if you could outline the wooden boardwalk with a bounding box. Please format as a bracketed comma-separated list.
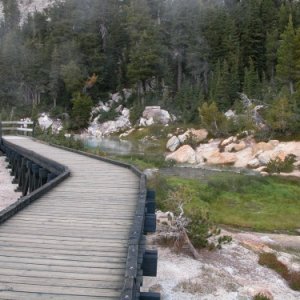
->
[0, 136, 140, 300]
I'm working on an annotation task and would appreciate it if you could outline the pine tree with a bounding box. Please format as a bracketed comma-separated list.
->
[243, 58, 260, 99]
[276, 15, 297, 95]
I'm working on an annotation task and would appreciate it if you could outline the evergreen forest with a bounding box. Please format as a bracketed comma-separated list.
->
[1, 0, 300, 135]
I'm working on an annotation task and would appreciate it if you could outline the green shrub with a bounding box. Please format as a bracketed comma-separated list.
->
[70, 92, 93, 130]
[97, 108, 119, 123]
[266, 154, 296, 174]
[253, 293, 272, 300]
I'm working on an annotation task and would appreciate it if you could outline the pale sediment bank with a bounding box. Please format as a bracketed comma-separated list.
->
[0, 156, 21, 211]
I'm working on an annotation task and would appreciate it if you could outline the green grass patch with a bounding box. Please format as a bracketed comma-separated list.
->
[149, 174, 300, 232]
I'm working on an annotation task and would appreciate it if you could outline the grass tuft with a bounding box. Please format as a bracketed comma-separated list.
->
[259, 252, 300, 291]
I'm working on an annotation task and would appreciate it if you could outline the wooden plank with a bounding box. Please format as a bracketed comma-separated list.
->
[0, 256, 126, 269]
[0, 291, 118, 300]
[0, 275, 123, 289]
[0, 268, 123, 282]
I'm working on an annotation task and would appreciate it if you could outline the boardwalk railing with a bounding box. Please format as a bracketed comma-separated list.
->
[0, 136, 160, 300]
[0, 139, 70, 225]
[0, 120, 34, 138]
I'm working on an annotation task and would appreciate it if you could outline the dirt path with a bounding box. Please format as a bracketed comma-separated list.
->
[143, 228, 300, 300]
[0, 156, 21, 210]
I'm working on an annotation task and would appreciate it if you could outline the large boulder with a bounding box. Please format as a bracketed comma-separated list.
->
[257, 150, 287, 165]
[188, 129, 208, 143]
[166, 145, 196, 164]
[206, 151, 237, 165]
[196, 140, 220, 162]
[252, 142, 275, 155]
[234, 147, 253, 168]
[88, 115, 131, 137]
[166, 136, 180, 152]
[142, 106, 172, 125]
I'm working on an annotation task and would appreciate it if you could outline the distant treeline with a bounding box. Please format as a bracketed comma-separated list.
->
[0, 0, 299, 134]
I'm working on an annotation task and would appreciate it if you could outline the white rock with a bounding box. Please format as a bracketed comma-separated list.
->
[166, 136, 180, 152]
[206, 151, 237, 165]
[224, 109, 236, 119]
[221, 136, 236, 147]
[234, 147, 253, 168]
[38, 114, 53, 130]
[142, 106, 172, 125]
[166, 145, 196, 164]
[178, 132, 189, 144]
[122, 108, 130, 118]
[225, 141, 246, 152]
[111, 92, 122, 103]
[247, 158, 261, 169]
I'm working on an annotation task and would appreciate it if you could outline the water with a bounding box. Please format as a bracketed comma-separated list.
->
[78, 135, 259, 179]
[79, 135, 158, 156]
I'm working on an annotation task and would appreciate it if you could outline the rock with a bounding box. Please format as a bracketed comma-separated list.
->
[225, 141, 247, 152]
[188, 128, 208, 143]
[196, 140, 220, 163]
[166, 145, 196, 164]
[221, 136, 237, 147]
[206, 151, 237, 165]
[255, 166, 267, 172]
[234, 147, 253, 168]
[269, 140, 280, 147]
[111, 92, 122, 103]
[178, 132, 188, 144]
[257, 150, 287, 165]
[121, 108, 130, 118]
[115, 105, 123, 113]
[139, 116, 155, 127]
[166, 136, 180, 152]
[142, 106, 172, 125]
[252, 142, 274, 155]
[143, 168, 159, 179]
[224, 109, 236, 119]
[38, 114, 53, 130]
[247, 158, 261, 169]
[156, 210, 174, 226]
[88, 115, 131, 137]
[119, 128, 135, 138]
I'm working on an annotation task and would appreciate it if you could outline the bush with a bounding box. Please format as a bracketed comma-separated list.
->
[266, 154, 296, 174]
[186, 205, 210, 248]
[97, 108, 119, 123]
[253, 293, 272, 300]
[70, 92, 93, 130]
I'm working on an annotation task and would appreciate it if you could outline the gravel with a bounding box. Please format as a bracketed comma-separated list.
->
[0, 156, 21, 211]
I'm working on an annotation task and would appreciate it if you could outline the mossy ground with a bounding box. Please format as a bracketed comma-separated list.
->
[149, 174, 300, 233]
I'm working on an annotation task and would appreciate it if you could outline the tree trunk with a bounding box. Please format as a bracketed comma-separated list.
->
[177, 56, 182, 91]
[289, 80, 295, 94]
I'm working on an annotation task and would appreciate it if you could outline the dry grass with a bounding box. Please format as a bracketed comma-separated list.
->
[259, 252, 300, 291]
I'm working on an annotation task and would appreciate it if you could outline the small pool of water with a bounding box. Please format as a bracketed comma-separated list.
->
[78, 135, 162, 156]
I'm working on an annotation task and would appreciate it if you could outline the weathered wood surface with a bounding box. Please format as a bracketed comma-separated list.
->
[0, 136, 140, 300]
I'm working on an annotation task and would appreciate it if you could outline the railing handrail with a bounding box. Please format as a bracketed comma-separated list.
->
[1, 121, 34, 125]
[0, 120, 34, 139]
